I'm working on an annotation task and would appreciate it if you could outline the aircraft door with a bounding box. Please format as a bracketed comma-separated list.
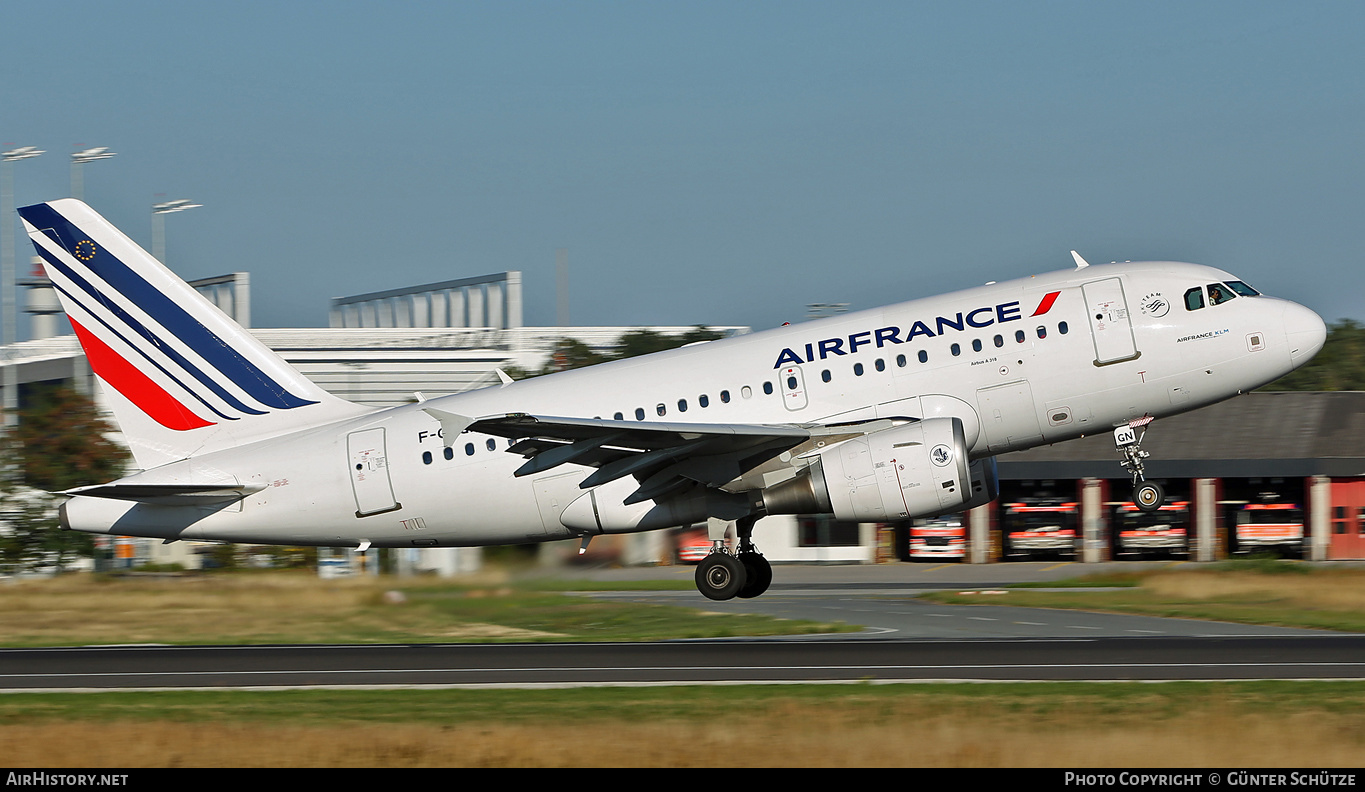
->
[780, 365, 808, 411]
[347, 428, 400, 517]
[1081, 277, 1140, 365]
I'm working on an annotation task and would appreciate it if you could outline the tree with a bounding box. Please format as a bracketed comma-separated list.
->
[11, 383, 129, 492]
[0, 384, 129, 573]
[517, 326, 731, 378]
[1265, 319, 1365, 391]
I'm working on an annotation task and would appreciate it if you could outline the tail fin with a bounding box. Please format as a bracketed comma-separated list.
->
[19, 199, 369, 469]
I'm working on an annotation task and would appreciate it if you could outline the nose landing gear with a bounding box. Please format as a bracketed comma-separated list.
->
[1115, 417, 1164, 513]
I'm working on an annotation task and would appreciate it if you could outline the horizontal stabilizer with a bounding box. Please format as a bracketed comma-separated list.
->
[62, 482, 267, 505]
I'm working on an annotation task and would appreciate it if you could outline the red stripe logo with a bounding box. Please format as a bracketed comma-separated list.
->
[70, 319, 214, 431]
[1031, 291, 1061, 317]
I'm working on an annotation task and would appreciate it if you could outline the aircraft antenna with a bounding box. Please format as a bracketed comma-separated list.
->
[1070, 250, 1090, 269]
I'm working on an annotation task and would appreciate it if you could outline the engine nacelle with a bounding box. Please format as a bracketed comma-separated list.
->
[761, 417, 995, 522]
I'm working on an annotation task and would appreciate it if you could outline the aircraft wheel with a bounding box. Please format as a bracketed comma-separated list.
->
[737, 553, 772, 599]
[696, 553, 746, 601]
[1135, 481, 1165, 513]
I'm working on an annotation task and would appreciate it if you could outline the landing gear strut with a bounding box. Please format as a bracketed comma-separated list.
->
[695, 515, 772, 601]
[1115, 417, 1163, 513]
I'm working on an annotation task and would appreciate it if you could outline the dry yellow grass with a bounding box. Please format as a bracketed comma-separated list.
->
[5, 706, 1361, 767]
[0, 571, 561, 645]
[1143, 569, 1365, 612]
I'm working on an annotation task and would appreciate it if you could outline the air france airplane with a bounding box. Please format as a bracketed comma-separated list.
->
[20, 199, 1325, 600]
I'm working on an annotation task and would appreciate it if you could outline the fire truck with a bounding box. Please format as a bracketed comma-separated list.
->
[1003, 500, 1078, 559]
[1235, 502, 1305, 556]
[909, 514, 966, 560]
[1115, 500, 1190, 558]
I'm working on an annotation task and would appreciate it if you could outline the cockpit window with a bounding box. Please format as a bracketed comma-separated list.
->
[1207, 283, 1237, 305]
[1224, 280, 1260, 297]
[1184, 287, 1205, 311]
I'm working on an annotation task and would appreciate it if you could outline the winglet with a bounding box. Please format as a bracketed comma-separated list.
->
[1071, 250, 1090, 269]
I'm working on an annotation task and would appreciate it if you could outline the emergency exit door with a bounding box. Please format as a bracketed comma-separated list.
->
[348, 428, 400, 517]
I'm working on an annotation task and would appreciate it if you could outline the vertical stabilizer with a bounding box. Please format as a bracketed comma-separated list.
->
[19, 199, 370, 468]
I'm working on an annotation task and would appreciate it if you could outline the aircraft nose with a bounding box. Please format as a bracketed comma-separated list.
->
[1283, 301, 1327, 368]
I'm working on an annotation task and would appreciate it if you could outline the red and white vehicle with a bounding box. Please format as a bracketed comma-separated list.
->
[1116, 500, 1189, 557]
[1235, 503, 1304, 554]
[1004, 501, 1078, 558]
[910, 514, 965, 560]
[675, 527, 713, 564]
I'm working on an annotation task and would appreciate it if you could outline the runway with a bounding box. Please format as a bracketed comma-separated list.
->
[2, 634, 1364, 690]
[3, 563, 1359, 691]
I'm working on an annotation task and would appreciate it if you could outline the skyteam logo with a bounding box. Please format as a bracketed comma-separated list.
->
[19, 202, 319, 432]
[771, 292, 1062, 369]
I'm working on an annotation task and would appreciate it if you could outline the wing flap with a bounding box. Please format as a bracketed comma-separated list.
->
[468, 413, 812, 499]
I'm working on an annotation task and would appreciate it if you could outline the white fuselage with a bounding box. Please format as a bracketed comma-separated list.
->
[62, 261, 1324, 548]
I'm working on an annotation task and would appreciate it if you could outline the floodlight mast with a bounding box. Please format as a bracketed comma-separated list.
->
[151, 198, 202, 265]
[70, 147, 116, 201]
[2, 146, 45, 348]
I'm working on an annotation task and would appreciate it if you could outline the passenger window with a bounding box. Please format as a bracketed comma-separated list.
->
[896, 354, 906, 367]
[762, 381, 774, 395]
[786, 375, 798, 390]
[720, 390, 731, 403]
[444, 446, 454, 460]
[486, 439, 496, 451]
[465, 443, 475, 456]
[1208, 283, 1236, 305]
[699, 395, 709, 408]
[422, 451, 432, 465]
[918, 350, 928, 363]
[822, 369, 831, 382]
[875, 358, 885, 372]
[951, 343, 961, 356]
[1184, 287, 1205, 311]
[657, 403, 666, 416]
[972, 339, 982, 353]
[853, 362, 864, 376]
[635, 407, 645, 421]
[1015, 329, 1025, 343]
[742, 386, 753, 399]
[993, 334, 1003, 348]
[1036, 326, 1047, 339]
[614, 412, 623, 420]
[678, 399, 687, 412]
[1058, 321, 1068, 335]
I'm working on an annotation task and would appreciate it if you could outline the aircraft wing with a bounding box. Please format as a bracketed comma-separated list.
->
[466, 413, 813, 505]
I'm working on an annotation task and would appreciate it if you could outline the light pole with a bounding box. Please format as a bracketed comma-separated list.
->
[151, 198, 202, 265]
[2, 146, 44, 348]
[70, 147, 115, 201]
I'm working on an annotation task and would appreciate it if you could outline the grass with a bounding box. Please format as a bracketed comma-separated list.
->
[2, 682, 1363, 767]
[923, 558, 1365, 632]
[0, 570, 852, 648]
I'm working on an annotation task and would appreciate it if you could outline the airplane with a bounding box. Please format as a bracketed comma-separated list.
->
[18, 199, 1326, 600]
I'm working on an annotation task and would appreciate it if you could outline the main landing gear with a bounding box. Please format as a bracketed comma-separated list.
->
[695, 515, 772, 601]
[1115, 417, 1164, 513]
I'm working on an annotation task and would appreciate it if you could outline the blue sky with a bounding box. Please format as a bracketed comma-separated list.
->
[2, 1, 1362, 334]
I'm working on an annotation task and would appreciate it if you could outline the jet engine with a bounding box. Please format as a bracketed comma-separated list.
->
[760, 417, 997, 522]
